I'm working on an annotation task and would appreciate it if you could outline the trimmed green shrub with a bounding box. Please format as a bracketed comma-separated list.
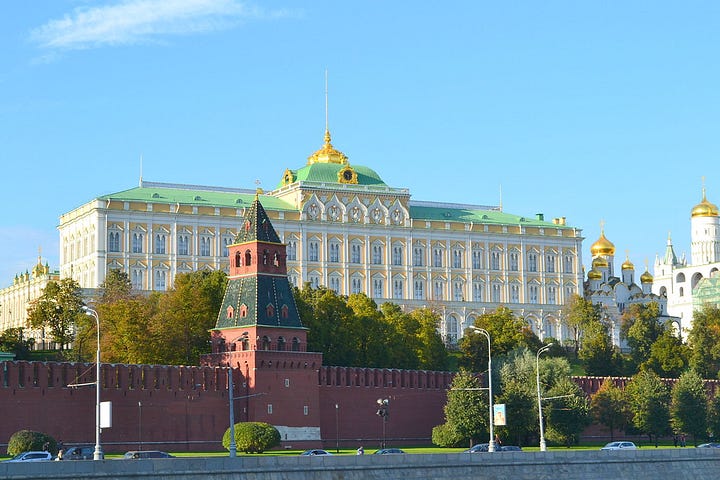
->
[431, 423, 464, 447]
[7, 430, 57, 456]
[222, 422, 281, 453]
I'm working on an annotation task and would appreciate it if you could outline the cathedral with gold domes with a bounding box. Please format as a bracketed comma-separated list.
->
[584, 225, 675, 347]
[653, 186, 720, 335]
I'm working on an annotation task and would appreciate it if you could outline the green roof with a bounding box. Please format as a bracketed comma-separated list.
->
[98, 182, 295, 211]
[278, 163, 387, 188]
[409, 205, 569, 228]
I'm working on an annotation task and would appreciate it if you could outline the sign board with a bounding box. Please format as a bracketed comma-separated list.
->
[493, 403, 506, 426]
[100, 401, 112, 429]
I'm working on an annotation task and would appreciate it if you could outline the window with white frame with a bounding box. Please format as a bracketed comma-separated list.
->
[308, 241, 319, 262]
[329, 241, 340, 263]
[414, 279, 425, 299]
[108, 231, 121, 252]
[529, 285, 539, 304]
[351, 243, 361, 263]
[392, 245, 403, 266]
[472, 249, 483, 269]
[433, 280, 445, 300]
[491, 251, 500, 270]
[329, 276, 340, 293]
[433, 248, 444, 268]
[447, 316, 459, 344]
[413, 245, 424, 267]
[222, 236, 232, 257]
[547, 286, 556, 304]
[287, 240, 297, 261]
[492, 284, 501, 302]
[528, 253, 537, 272]
[509, 252, 519, 271]
[453, 281, 464, 301]
[452, 249, 463, 268]
[351, 277, 362, 294]
[372, 244, 383, 265]
[546, 254, 556, 273]
[178, 234, 189, 256]
[472, 282, 483, 302]
[154, 270, 167, 290]
[564, 255, 573, 273]
[200, 236, 211, 256]
[510, 284, 520, 303]
[309, 274, 320, 289]
[132, 232, 144, 254]
[565, 285, 574, 298]
[373, 278, 384, 298]
[131, 269, 144, 290]
[393, 279, 403, 299]
[288, 273, 298, 287]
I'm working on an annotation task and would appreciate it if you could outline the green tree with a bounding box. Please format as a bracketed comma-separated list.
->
[590, 379, 629, 441]
[7, 430, 57, 456]
[379, 302, 422, 369]
[222, 422, 280, 453]
[439, 370, 488, 447]
[708, 393, 720, 441]
[26, 278, 84, 350]
[646, 330, 689, 377]
[459, 306, 538, 371]
[410, 307, 449, 370]
[98, 296, 158, 364]
[346, 294, 393, 367]
[621, 302, 666, 371]
[578, 315, 620, 376]
[99, 268, 134, 303]
[544, 377, 591, 446]
[563, 295, 602, 355]
[625, 370, 670, 445]
[0, 327, 33, 359]
[687, 304, 720, 379]
[670, 370, 708, 445]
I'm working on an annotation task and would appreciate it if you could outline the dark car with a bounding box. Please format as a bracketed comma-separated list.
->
[373, 448, 405, 454]
[123, 450, 174, 459]
[61, 446, 94, 460]
[500, 445, 522, 452]
[300, 449, 333, 456]
[463, 443, 489, 453]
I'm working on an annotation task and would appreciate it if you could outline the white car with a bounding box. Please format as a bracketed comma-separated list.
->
[4, 451, 53, 462]
[601, 441, 637, 450]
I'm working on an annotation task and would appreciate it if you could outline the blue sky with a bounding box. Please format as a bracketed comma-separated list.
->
[1, 1, 719, 285]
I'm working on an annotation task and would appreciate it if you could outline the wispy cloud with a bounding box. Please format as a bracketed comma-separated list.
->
[30, 0, 289, 50]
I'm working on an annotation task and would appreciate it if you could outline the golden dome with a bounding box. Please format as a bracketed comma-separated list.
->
[640, 270, 654, 283]
[588, 269, 602, 280]
[691, 188, 719, 218]
[590, 230, 615, 257]
[307, 129, 348, 165]
[592, 256, 609, 269]
[621, 256, 634, 270]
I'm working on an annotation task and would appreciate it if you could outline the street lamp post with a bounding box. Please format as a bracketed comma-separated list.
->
[81, 306, 103, 460]
[536, 343, 553, 452]
[138, 401, 142, 451]
[469, 327, 495, 452]
[335, 403, 340, 453]
[376, 399, 389, 449]
[228, 366, 237, 458]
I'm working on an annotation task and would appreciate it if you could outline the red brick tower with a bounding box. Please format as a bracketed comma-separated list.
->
[202, 195, 322, 444]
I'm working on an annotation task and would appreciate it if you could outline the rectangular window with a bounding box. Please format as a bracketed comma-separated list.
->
[472, 283, 482, 302]
[309, 242, 319, 262]
[453, 282, 463, 301]
[330, 277, 340, 294]
[178, 235, 189, 256]
[491, 252, 500, 270]
[413, 247, 424, 267]
[452, 250, 462, 269]
[433, 249, 443, 268]
[414, 280, 424, 300]
[433, 281, 444, 300]
[472, 250, 482, 269]
[373, 279, 383, 298]
[132, 233, 144, 254]
[511, 285, 519, 303]
[200, 237, 211, 256]
[509, 253, 519, 271]
[154, 234, 166, 254]
[351, 278, 362, 294]
[546, 255, 555, 273]
[548, 286, 556, 304]
[392, 246, 403, 266]
[154, 270, 166, 291]
[351, 244, 361, 263]
[492, 284, 501, 303]
[529, 286, 538, 304]
[372, 245, 383, 265]
[303, 405, 309, 416]
[284, 378, 290, 387]
[393, 280, 403, 299]
[528, 253, 537, 272]
[108, 232, 120, 252]
[564, 255, 573, 273]
[222, 237, 232, 257]
[131, 269, 143, 290]
[267, 404, 273, 414]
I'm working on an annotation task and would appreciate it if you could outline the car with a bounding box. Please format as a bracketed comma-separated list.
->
[61, 446, 94, 460]
[299, 449, 333, 456]
[123, 450, 174, 459]
[500, 445, 522, 452]
[4, 451, 53, 462]
[373, 448, 405, 454]
[697, 443, 720, 448]
[463, 443, 489, 453]
[601, 441, 637, 450]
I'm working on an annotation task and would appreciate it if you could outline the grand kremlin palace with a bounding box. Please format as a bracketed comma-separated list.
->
[9, 130, 585, 346]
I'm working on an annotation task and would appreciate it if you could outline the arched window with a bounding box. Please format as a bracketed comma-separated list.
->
[235, 251, 242, 267]
[291, 337, 300, 351]
[277, 337, 286, 351]
[245, 250, 252, 266]
[266, 304, 275, 318]
[261, 336, 271, 350]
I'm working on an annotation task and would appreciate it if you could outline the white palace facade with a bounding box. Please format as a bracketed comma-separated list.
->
[41, 130, 584, 345]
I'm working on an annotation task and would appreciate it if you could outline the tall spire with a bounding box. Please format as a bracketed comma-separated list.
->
[307, 70, 348, 165]
[663, 231, 678, 265]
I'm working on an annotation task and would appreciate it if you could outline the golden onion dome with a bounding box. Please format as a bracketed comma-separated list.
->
[640, 270, 654, 283]
[621, 256, 634, 270]
[691, 189, 719, 218]
[307, 129, 349, 165]
[590, 230, 616, 257]
[592, 256, 609, 269]
[588, 269, 602, 280]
